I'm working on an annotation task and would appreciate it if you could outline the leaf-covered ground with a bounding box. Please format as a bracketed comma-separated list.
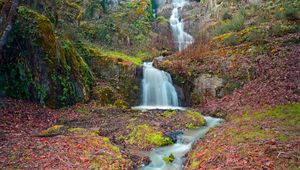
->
[0, 98, 131, 169]
[184, 35, 300, 169]
[186, 103, 300, 169]
[0, 97, 207, 169]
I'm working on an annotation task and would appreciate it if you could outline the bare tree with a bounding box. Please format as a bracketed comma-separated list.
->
[0, 0, 20, 50]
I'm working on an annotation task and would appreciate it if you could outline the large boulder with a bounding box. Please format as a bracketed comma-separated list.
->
[191, 74, 223, 105]
[0, 6, 93, 107]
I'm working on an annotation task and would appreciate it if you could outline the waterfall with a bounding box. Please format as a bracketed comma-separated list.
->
[170, 0, 194, 51]
[108, 0, 119, 9]
[133, 62, 183, 110]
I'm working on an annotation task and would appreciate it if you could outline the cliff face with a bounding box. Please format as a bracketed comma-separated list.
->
[0, 5, 94, 107]
[0, 0, 149, 107]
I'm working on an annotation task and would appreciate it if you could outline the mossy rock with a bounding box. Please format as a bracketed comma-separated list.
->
[92, 85, 117, 105]
[185, 111, 206, 129]
[127, 124, 173, 149]
[114, 99, 129, 109]
[163, 154, 175, 164]
[1, 6, 94, 108]
[38, 125, 67, 137]
[81, 45, 140, 106]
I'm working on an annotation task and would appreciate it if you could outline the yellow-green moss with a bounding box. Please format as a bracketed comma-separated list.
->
[114, 99, 129, 109]
[67, 127, 85, 133]
[127, 124, 173, 148]
[18, 6, 56, 62]
[39, 125, 65, 137]
[64, 0, 83, 22]
[67, 128, 99, 137]
[185, 111, 206, 129]
[235, 103, 300, 127]
[87, 47, 142, 65]
[265, 103, 300, 127]
[163, 154, 175, 164]
[229, 126, 273, 145]
[229, 103, 300, 146]
[161, 110, 177, 118]
[92, 85, 115, 105]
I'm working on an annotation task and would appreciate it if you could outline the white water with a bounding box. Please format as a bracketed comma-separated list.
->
[170, 0, 194, 51]
[142, 116, 224, 170]
[133, 62, 183, 110]
[108, 0, 119, 9]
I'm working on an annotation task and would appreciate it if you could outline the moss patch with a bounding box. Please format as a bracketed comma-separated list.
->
[185, 111, 206, 129]
[161, 110, 177, 118]
[127, 124, 173, 149]
[38, 125, 66, 137]
[163, 154, 175, 164]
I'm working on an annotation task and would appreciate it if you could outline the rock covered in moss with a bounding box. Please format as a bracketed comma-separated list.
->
[127, 124, 173, 149]
[81, 46, 140, 106]
[38, 125, 67, 137]
[0, 6, 94, 108]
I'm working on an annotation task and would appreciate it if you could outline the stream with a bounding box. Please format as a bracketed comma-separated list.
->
[141, 116, 223, 170]
[135, 1, 220, 169]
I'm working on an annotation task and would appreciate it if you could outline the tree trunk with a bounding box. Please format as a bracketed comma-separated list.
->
[0, 0, 20, 51]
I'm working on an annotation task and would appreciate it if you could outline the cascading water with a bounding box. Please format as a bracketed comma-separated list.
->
[133, 62, 183, 110]
[108, 0, 119, 9]
[142, 116, 224, 170]
[170, 0, 194, 51]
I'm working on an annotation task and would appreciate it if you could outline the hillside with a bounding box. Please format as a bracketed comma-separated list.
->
[0, 0, 299, 169]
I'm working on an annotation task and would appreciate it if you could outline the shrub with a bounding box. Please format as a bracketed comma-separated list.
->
[282, 4, 299, 21]
[213, 9, 246, 35]
[244, 27, 268, 44]
[223, 33, 239, 46]
[222, 10, 232, 20]
[270, 22, 300, 37]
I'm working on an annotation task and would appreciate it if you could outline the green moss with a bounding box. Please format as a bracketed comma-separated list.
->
[103, 137, 110, 144]
[39, 125, 65, 137]
[277, 134, 290, 142]
[229, 126, 273, 144]
[67, 127, 85, 133]
[161, 110, 177, 118]
[186, 111, 206, 129]
[100, 50, 142, 65]
[156, 16, 168, 24]
[17, 6, 56, 59]
[265, 103, 300, 127]
[92, 85, 116, 106]
[163, 154, 175, 164]
[230, 103, 300, 145]
[2, 6, 94, 108]
[128, 124, 173, 148]
[114, 99, 129, 109]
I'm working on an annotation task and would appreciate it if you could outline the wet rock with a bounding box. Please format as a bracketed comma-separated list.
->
[166, 131, 184, 143]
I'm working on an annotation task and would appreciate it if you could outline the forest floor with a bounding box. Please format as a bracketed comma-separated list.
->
[186, 103, 300, 169]
[0, 97, 205, 169]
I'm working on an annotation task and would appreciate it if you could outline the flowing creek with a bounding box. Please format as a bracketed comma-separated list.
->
[134, 1, 222, 169]
[134, 62, 224, 169]
[142, 116, 224, 170]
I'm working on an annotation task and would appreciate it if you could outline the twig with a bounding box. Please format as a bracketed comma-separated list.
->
[277, 151, 285, 158]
